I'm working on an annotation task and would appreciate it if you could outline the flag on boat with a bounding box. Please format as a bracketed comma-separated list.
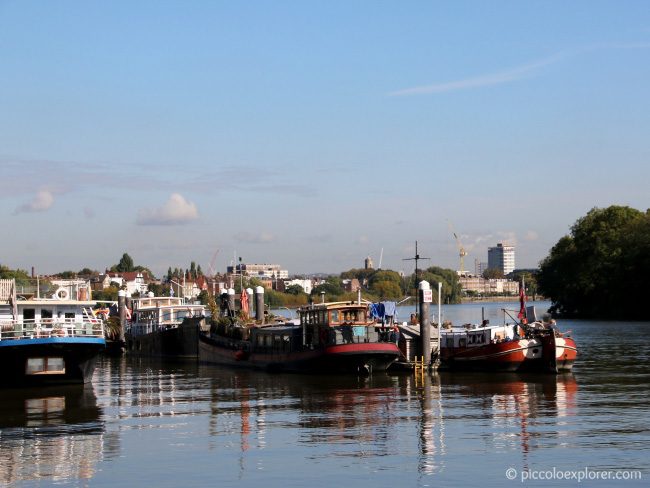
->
[240, 289, 249, 319]
[518, 279, 526, 320]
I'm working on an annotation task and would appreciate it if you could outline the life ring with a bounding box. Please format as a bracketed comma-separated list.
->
[55, 288, 69, 300]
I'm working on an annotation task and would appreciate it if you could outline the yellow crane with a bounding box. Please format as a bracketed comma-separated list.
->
[447, 222, 467, 274]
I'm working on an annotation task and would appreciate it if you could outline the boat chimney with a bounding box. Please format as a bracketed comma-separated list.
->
[255, 286, 265, 323]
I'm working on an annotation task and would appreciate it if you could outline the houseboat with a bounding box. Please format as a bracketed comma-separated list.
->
[437, 314, 577, 373]
[125, 294, 206, 358]
[199, 299, 401, 374]
[0, 279, 106, 386]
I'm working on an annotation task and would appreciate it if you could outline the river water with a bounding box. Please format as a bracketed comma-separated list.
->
[1, 301, 648, 487]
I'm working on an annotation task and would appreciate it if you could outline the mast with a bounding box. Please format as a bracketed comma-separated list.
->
[403, 241, 430, 314]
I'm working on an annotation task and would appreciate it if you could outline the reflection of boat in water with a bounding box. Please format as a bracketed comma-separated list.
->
[125, 295, 206, 358]
[0, 279, 106, 386]
[0, 386, 105, 485]
[200, 298, 401, 373]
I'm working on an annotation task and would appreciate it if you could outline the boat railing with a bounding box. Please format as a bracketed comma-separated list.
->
[0, 318, 105, 341]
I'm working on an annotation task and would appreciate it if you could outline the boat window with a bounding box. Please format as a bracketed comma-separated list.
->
[64, 313, 75, 320]
[330, 311, 339, 324]
[23, 308, 35, 324]
[319, 311, 326, 323]
[26, 357, 65, 375]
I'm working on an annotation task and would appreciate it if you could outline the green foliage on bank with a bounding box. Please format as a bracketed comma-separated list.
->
[538, 205, 650, 319]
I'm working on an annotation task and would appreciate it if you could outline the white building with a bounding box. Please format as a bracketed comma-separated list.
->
[283, 279, 313, 294]
[488, 243, 515, 275]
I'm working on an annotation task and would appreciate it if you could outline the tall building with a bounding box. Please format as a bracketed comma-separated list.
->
[364, 256, 373, 270]
[487, 243, 515, 275]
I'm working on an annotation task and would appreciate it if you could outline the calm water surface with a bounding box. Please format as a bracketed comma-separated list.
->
[1, 302, 648, 487]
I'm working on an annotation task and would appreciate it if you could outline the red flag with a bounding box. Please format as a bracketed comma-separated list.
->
[517, 280, 526, 320]
[240, 289, 249, 319]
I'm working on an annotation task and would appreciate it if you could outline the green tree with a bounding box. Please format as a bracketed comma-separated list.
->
[418, 266, 462, 304]
[114, 253, 135, 272]
[538, 205, 647, 319]
[285, 284, 306, 295]
[482, 267, 504, 279]
[368, 270, 403, 299]
[0, 265, 31, 287]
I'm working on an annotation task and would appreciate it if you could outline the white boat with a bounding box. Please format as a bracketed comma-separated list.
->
[0, 279, 106, 386]
[125, 294, 206, 358]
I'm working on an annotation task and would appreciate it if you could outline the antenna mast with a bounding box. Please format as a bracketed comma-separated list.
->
[403, 241, 430, 314]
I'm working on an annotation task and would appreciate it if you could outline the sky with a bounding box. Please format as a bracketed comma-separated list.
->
[1, 1, 649, 278]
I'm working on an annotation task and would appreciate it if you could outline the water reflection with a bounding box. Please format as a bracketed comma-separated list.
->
[0, 386, 106, 485]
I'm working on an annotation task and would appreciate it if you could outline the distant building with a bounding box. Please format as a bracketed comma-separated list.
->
[364, 256, 373, 270]
[283, 279, 313, 294]
[459, 275, 519, 295]
[341, 278, 360, 293]
[474, 259, 489, 276]
[488, 243, 515, 275]
[226, 263, 289, 279]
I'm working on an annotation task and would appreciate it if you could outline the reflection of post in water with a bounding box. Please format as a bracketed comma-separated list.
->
[417, 373, 445, 476]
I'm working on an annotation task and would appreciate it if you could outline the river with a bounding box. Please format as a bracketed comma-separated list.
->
[1, 301, 648, 487]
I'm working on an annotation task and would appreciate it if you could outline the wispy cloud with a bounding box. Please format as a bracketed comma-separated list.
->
[389, 42, 650, 96]
[233, 231, 275, 244]
[13, 190, 55, 214]
[136, 193, 199, 226]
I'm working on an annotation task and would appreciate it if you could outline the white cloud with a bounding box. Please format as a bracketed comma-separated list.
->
[136, 193, 199, 226]
[13, 190, 54, 214]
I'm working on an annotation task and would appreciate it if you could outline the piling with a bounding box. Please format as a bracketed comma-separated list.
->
[255, 286, 265, 323]
[227, 288, 236, 316]
[246, 288, 254, 317]
[419, 280, 431, 366]
[118, 290, 126, 343]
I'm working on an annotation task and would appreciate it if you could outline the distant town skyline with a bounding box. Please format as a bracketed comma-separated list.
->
[2, 2, 649, 278]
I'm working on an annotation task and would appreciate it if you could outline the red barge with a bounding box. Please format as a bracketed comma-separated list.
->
[199, 299, 401, 374]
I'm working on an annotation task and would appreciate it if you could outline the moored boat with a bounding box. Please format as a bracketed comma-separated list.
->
[125, 294, 206, 359]
[199, 296, 401, 374]
[0, 279, 106, 386]
[438, 282, 577, 374]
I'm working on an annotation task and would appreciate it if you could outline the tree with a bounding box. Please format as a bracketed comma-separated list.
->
[538, 205, 648, 319]
[114, 253, 135, 272]
[482, 267, 504, 279]
[285, 284, 306, 295]
[368, 270, 403, 299]
[418, 266, 462, 304]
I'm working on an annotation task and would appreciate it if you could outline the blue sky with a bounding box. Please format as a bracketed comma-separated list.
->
[1, 1, 649, 277]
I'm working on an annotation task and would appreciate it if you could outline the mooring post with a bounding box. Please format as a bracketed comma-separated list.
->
[419, 280, 431, 366]
[246, 287, 254, 316]
[118, 290, 126, 343]
[227, 288, 235, 317]
[255, 286, 265, 323]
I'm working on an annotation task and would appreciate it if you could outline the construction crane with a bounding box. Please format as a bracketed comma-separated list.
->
[207, 249, 220, 277]
[447, 222, 467, 274]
